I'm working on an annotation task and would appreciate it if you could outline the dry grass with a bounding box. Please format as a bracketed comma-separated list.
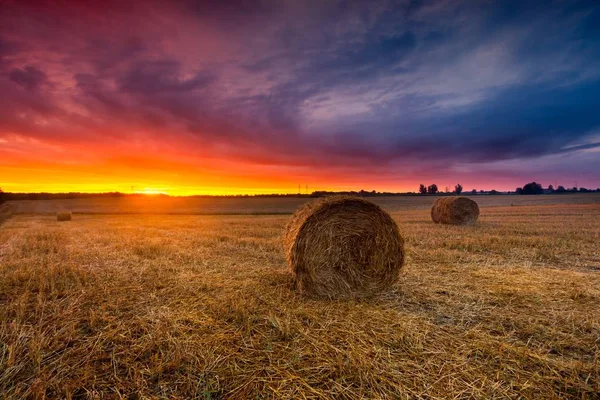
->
[1, 201, 599, 398]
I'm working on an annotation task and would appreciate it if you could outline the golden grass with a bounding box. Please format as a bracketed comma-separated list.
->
[1, 203, 599, 398]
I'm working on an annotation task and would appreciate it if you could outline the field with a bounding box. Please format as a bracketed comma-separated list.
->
[1, 195, 599, 399]
[8, 193, 600, 215]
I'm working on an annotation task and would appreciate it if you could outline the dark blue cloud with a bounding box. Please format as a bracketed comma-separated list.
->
[402, 77, 600, 160]
[316, 76, 600, 164]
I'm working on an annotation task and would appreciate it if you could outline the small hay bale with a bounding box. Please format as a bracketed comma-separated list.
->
[56, 212, 72, 221]
[284, 196, 404, 299]
[0, 203, 13, 225]
[431, 196, 479, 225]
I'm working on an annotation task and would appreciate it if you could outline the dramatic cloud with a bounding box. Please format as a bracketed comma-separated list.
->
[9, 65, 47, 90]
[1, 0, 599, 193]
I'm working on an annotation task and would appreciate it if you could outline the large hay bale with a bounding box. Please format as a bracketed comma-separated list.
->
[56, 211, 72, 221]
[431, 196, 479, 225]
[284, 196, 404, 299]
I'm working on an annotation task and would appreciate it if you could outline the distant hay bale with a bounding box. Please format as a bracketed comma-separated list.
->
[0, 203, 13, 225]
[284, 196, 404, 299]
[431, 197, 479, 225]
[56, 212, 72, 221]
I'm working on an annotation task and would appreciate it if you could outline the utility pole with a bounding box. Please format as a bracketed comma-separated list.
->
[305, 184, 308, 195]
[298, 184, 300, 194]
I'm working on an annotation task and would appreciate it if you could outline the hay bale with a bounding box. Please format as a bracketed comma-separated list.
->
[431, 196, 479, 225]
[0, 203, 13, 226]
[284, 196, 404, 299]
[56, 212, 72, 221]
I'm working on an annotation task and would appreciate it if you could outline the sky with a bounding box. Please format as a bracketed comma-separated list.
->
[1, 0, 599, 195]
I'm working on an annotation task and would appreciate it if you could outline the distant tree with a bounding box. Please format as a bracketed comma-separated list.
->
[479, 190, 485, 194]
[490, 189, 499, 194]
[579, 187, 590, 192]
[455, 184, 463, 195]
[556, 185, 566, 193]
[548, 185, 554, 192]
[471, 189, 477, 194]
[419, 184, 427, 194]
[521, 182, 543, 195]
[516, 187, 523, 194]
[427, 184, 438, 194]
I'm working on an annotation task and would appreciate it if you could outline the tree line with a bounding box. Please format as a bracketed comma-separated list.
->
[418, 183, 464, 194]
[515, 182, 598, 194]
[416, 182, 600, 195]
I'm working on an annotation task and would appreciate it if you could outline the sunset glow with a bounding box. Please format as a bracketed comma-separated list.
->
[1, 1, 600, 194]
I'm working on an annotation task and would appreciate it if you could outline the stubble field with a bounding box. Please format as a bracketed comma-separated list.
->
[1, 195, 599, 399]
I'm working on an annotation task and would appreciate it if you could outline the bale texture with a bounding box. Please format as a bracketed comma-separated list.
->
[431, 196, 479, 225]
[56, 212, 72, 221]
[284, 196, 404, 299]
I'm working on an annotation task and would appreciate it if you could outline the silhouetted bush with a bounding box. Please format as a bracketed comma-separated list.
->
[521, 182, 543, 195]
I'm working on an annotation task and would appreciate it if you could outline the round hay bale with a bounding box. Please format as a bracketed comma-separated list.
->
[284, 196, 404, 299]
[56, 211, 72, 221]
[431, 196, 479, 225]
